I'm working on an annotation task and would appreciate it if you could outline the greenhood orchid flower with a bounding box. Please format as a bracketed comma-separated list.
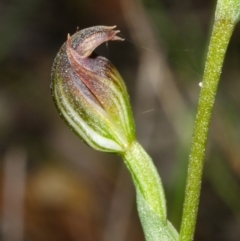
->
[51, 26, 136, 153]
[51, 25, 178, 241]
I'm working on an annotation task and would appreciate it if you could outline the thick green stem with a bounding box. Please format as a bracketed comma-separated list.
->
[179, 17, 235, 241]
[122, 141, 178, 241]
[122, 141, 167, 222]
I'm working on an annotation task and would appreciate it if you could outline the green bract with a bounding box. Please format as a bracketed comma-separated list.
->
[51, 26, 136, 153]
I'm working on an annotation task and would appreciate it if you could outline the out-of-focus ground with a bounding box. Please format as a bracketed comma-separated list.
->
[0, 0, 240, 240]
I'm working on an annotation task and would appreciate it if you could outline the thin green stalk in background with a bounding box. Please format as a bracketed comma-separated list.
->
[179, 1, 240, 240]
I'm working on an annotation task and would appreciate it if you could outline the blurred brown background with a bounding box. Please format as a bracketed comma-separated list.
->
[0, 0, 240, 240]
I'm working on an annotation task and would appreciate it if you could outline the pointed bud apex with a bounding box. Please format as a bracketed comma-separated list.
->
[51, 26, 135, 153]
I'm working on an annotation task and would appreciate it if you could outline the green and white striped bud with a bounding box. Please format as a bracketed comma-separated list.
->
[51, 26, 136, 153]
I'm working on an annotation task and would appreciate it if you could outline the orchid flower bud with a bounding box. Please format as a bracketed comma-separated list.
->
[51, 26, 136, 153]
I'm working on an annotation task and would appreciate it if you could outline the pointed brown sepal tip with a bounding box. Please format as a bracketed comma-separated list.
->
[66, 34, 73, 52]
[110, 30, 124, 41]
[112, 35, 125, 41]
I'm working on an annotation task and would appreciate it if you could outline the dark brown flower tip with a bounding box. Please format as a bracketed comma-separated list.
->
[72, 25, 124, 58]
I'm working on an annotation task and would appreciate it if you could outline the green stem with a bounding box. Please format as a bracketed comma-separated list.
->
[122, 141, 179, 241]
[122, 141, 167, 222]
[179, 15, 235, 241]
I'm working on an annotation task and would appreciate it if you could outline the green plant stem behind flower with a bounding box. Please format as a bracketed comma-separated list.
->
[179, 0, 240, 240]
